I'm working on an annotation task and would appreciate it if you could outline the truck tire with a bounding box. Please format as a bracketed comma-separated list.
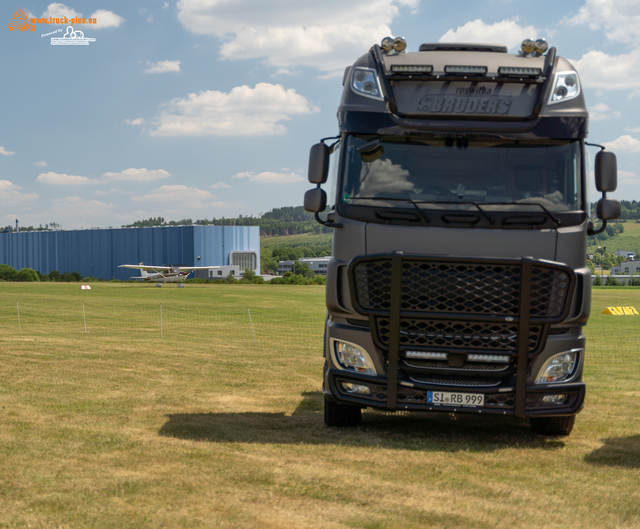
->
[530, 415, 575, 436]
[324, 398, 362, 427]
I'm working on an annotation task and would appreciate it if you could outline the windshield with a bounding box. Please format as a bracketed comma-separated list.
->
[340, 136, 582, 213]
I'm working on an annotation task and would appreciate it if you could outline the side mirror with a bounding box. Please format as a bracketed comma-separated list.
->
[596, 198, 621, 221]
[308, 143, 329, 184]
[304, 188, 326, 213]
[595, 151, 617, 192]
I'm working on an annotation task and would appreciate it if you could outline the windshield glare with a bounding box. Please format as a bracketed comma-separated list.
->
[340, 136, 582, 212]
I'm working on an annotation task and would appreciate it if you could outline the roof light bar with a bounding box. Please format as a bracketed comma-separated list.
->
[391, 64, 433, 74]
[445, 65, 487, 75]
[498, 66, 542, 76]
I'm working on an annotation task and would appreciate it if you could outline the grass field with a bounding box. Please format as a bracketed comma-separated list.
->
[1, 283, 640, 528]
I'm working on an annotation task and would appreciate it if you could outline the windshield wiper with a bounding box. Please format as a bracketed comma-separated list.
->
[499, 202, 561, 227]
[347, 196, 431, 224]
[416, 200, 496, 225]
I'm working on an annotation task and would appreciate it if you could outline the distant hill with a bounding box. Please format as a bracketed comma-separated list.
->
[587, 222, 640, 255]
[123, 206, 331, 237]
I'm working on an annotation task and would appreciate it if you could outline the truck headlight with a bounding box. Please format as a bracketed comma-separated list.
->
[332, 339, 377, 376]
[549, 71, 580, 104]
[351, 67, 383, 101]
[535, 349, 581, 384]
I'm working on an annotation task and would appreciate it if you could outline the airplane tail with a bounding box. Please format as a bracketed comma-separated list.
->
[136, 262, 151, 278]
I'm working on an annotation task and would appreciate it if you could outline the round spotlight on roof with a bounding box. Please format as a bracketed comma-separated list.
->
[392, 36, 407, 52]
[381, 36, 394, 52]
[521, 39, 536, 55]
[534, 39, 548, 55]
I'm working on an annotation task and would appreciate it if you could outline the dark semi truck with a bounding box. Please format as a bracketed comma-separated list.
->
[304, 37, 621, 436]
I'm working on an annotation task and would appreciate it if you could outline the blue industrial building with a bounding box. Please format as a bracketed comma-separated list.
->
[0, 226, 260, 280]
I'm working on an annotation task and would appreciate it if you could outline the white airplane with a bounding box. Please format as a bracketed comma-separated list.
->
[119, 262, 220, 287]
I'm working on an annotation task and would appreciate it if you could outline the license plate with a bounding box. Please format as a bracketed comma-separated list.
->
[427, 391, 484, 407]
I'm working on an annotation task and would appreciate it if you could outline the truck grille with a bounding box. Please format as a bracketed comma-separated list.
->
[352, 258, 571, 319]
[348, 255, 574, 390]
[376, 317, 543, 351]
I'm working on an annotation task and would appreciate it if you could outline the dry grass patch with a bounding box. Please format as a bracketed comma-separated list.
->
[1, 283, 639, 528]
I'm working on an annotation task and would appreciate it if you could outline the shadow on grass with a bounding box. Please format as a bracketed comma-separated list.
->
[585, 436, 640, 468]
[159, 391, 566, 451]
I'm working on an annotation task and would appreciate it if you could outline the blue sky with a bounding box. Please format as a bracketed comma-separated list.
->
[2, 0, 640, 229]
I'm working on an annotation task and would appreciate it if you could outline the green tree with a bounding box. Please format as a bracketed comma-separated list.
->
[0, 264, 18, 281]
[16, 268, 40, 282]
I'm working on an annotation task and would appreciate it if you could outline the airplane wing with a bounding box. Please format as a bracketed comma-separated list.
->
[119, 264, 172, 272]
[119, 264, 221, 271]
[173, 266, 222, 272]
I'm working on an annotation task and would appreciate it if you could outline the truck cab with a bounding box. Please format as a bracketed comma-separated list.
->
[305, 37, 620, 436]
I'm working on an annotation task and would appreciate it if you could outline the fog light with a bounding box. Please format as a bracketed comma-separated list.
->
[521, 39, 536, 55]
[536, 350, 580, 384]
[332, 339, 377, 375]
[341, 382, 372, 395]
[541, 395, 567, 405]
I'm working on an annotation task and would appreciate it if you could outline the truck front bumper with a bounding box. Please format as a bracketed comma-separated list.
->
[324, 367, 585, 418]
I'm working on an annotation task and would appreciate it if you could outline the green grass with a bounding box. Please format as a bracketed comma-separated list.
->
[261, 232, 333, 249]
[1, 283, 640, 528]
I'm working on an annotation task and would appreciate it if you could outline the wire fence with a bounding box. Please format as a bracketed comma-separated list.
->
[2, 300, 640, 369]
[1, 301, 324, 352]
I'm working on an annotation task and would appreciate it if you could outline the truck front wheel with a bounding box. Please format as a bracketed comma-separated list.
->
[530, 415, 576, 436]
[324, 398, 362, 427]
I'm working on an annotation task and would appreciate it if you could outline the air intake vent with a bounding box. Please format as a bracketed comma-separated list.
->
[419, 43, 507, 53]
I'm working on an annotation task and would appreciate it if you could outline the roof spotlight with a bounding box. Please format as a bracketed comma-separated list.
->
[521, 39, 536, 55]
[534, 39, 548, 55]
[392, 36, 407, 52]
[381, 36, 394, 52]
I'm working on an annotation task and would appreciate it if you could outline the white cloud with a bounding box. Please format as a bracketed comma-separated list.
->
[235, 170, 303, 184]
[93, 188, 127, 196]
[49, 196, 118, 217]
[36, 172, 98, 185]
[564, 0, 640, 45]
[627, 126, 640, 133]
[0, 180, 38, 204]
[33, 160, 48, 167]
[588, 103, 621, 121]
[602, 135, 640, 153]
[144, 60, 181, 74]
[101, 168, 171, 181]
[439, 17, 539, 51]
[0, 146, 15, 156]
[176, 0, 417, 74]
[90, 9, 125, 28]
[133, 185, 214, 203]
[42, 3, 124, 28]
[149, 83, 318, 136]
[124, 117, 145, 125]
[573, 48, 640, 90]
[210, 182, 231, 189]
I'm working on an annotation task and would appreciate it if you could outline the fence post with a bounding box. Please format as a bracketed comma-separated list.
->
[248, 308, 256, 345]
[82, 301, 87, 333]
[17, 301, 21, 330]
